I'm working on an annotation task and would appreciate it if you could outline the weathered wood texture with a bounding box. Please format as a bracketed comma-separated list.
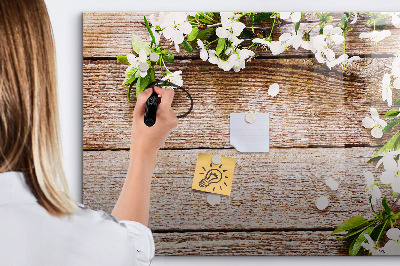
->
[83, 147, 384, 231]
[83, 12, 400, 256]
[153, 231, 348, 255]
[83, 12, 400, 58]
[83, 57, 398, 150]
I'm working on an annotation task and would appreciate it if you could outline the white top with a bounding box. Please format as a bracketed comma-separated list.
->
[0, 171, 155, 266]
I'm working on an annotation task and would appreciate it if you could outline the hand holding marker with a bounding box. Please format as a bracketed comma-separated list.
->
[143, 79, 193, 127]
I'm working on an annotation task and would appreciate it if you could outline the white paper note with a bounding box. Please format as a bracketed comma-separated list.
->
[230, 113, 269, 153]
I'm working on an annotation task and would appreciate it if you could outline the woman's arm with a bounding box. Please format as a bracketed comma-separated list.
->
[112, 86, 178, 225]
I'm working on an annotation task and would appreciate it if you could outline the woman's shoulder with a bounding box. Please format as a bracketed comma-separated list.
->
[72, 203, 155, 265]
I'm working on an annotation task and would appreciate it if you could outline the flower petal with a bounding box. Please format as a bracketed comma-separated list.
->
[268, 83, 280, 97]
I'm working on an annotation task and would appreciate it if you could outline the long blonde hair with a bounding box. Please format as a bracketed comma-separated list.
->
[0, 0, 76, 216]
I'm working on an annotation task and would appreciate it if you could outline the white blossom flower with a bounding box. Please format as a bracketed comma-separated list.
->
[207, 49, 234, 71]
[253, 30, 308, 56]
[361, 234, 384, 255]
[350, 12, 358, 25]
[197, 39, 208, 61]
[126, 49, 148, 77]
[268, 83, 280, 97]
[325, 178, 339, 190]
[279, 12, 302, 23]
[207, 47, 254, 72]
[381, 73, 393, 106]
[307, 26, 345, 69]
[252, 38, 269, 46]
[387, 228, 400, 241]
[268, 41, 286, 55]
[392, 55, 400, 79]
[359, 30, 391, 43]
[376, 149, 400, 168]
[149, 14, 161, 45]
[229, 49, 255, 72]
[381, 239, 400, 255]
[290, 31, 308, 50]
[363, 230, 400, 255]
[161, 70, 183, 87]
[216, 12, 245, 46]
[391, 12, 400, 28]
[316, 196, 329, 210]
[362, 108, 387, 138]
[379, 158, 400, 193]
[364, 171, 381, 206]
[150, 12, 192, 52]
[328, 54, 361, 70]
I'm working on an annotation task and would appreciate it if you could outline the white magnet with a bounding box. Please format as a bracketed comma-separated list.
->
[207, 193, 221, 206]
[139, 62, 149, 72]
[245, 113, 255, 124]
[211, 155, 222, 165]
[149, 52, 159, 62]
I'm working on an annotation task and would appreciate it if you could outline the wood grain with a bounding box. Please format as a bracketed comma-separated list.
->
[83, 12, 400, 58]
[82, 12, 399, 255]
[83, 147, 385, 231]
[153, 231, 348, 255]
[83, 57, 398, 150]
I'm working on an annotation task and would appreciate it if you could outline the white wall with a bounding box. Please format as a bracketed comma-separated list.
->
[45, 0, 400, 264]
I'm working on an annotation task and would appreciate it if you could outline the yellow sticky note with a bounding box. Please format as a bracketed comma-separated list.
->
[192, 153, 236, 196]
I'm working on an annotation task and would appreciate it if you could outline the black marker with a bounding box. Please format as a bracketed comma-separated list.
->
[144, 87, 158, 127]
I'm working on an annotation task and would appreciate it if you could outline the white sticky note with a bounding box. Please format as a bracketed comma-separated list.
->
[230, 113, 269, 153]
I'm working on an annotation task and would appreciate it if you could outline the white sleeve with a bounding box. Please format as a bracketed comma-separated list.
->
[119, 220, 155, 265]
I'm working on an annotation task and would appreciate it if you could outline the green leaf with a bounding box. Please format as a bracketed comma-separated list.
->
[207, 30, 218, 43]
[149, 68, 155, 84]
[163, 53, 174, 63]
[295, 21, 301, 34]
[135, 74, 150, 97]
[394, 98, 400, 105]
[216, 38, 226, 56]
[332, 216, 368, 234]
[144, 16, 156, 47]
[349, 226, 374, 255]
[394, 192, 399, 198]
[371, 220, 388, 242]
[196, 28, 215, 41]
[254, 12, 273, 23]
[123, 66, 137, 86]
[131, 33, 151, 55]
[316, 12, 324, 20]
[187, 27, 199, 42]
[127, 83, 133, 102]
[204, 12, 215, 19]
[383, 120, 399, 133]
[341, 13, 348, 29]
[368, 132, 400, 162]
[181, 40, 193, 53]
[385, 109, 400, 117]
[116, 55, 129, 65]
[238, 29, 254, 39]
[341, 222, 373, 239]
[382, 196, 392, 214]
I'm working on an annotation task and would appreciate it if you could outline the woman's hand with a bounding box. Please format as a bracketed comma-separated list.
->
[112, 86, 178, 224]
[130, 86, 178, 154]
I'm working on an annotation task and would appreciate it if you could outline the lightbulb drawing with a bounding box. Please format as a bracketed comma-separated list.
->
[192, 153, 236, 196]
[198, 163, 229, 192]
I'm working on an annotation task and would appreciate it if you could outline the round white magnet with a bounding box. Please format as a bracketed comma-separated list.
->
[149, 52, 159, 62]
[139, 62, 149, 72]
[207, 193, 221, 206]
[245, 113, 255, 123]
[211, 155, 222, 165]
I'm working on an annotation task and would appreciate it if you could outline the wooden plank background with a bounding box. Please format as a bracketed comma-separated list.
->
[83, 12, 400, 255]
